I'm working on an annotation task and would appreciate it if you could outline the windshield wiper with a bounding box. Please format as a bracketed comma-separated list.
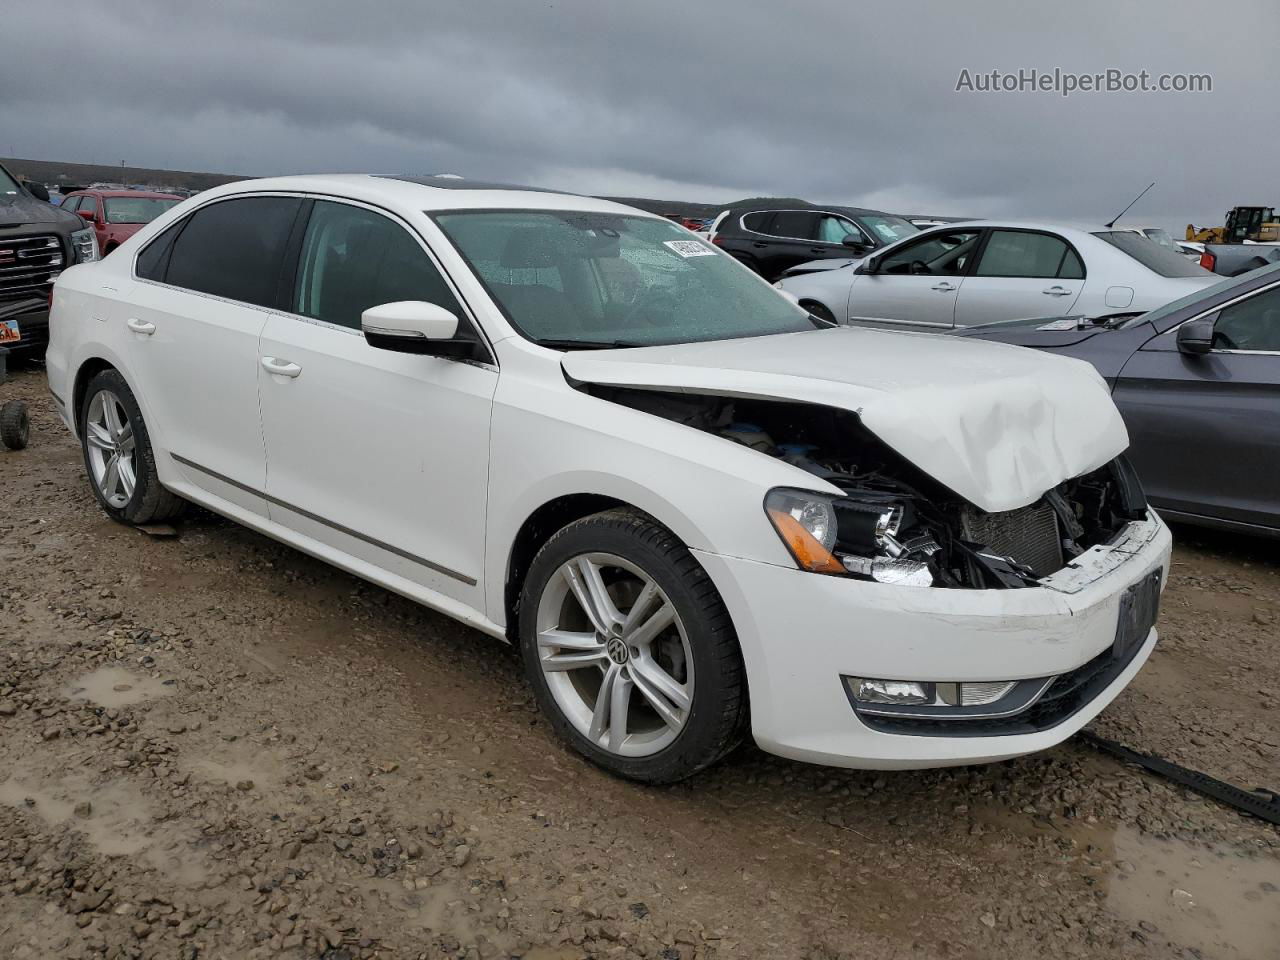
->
[535, 338, 649, 350]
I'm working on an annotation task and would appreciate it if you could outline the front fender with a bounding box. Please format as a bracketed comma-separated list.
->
[481, 371, 826, 626]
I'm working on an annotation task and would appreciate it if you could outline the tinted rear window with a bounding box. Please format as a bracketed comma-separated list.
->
[1093, 231, 1209, 278]
[165, 196, 302, 307]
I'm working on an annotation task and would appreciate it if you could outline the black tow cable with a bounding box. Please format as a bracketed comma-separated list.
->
[1077, 729, 1280, 827]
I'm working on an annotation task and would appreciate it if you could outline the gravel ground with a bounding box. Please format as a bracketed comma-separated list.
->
[1, 365, 1277, 960]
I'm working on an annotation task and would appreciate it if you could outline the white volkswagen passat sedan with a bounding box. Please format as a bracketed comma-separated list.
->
[46, 175, 1171, 782]
[776, 220, 1218, 330]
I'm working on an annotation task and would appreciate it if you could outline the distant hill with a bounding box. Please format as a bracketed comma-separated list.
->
[3, 158, 850, 221]
[3, 157, 246, 194]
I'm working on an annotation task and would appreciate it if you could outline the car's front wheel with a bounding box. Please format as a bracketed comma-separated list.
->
[79, 368, 185, 525]
[519, 509, 747, 783]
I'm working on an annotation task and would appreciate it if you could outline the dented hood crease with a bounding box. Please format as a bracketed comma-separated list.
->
[561, 327, 1129, 513]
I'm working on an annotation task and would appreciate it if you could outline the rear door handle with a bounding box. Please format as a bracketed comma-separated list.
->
[1043, 285, 1073, 296]
[261, 356, 302, 379]
[126, 318, 156, 335]
[930, 282, 957, 292]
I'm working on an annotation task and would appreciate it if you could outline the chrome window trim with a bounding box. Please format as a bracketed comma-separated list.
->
[130, 189, 498, 369]
[740, 209, 873, 247]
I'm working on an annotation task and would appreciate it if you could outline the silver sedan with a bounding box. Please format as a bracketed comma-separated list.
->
[776, 220, 1220, 330]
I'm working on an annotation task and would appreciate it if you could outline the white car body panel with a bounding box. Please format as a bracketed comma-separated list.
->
[256, 314, 498, 607]
[44, 176, 1170, 772]
[562, 326, 1128, 514]
[779, 219, 1218, 329]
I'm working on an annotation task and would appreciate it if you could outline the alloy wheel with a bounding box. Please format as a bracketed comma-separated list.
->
[535, 552, 694, 757]
[85, 389, 137, 509]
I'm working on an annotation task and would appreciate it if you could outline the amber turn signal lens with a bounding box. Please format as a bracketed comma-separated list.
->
[767, 507, 845, 574]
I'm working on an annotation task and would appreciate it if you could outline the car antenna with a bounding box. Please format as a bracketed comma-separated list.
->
[1105, 181, 1156, 228]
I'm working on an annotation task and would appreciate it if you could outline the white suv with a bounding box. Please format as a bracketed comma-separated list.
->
[46, 175, 1170, 782]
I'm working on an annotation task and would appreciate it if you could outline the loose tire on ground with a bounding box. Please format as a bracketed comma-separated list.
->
[78, 367, 185, 525]
[519, 508, 748, 783]
[0, 400, 29, 450]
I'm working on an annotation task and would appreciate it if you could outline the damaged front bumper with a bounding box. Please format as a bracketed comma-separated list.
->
[693, 513, 1172, 770]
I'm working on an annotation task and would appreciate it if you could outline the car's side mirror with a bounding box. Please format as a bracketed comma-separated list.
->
[858, 255, 881, 275]
[77, 208, 98, 223]
[840, 235, 869, 250]
[362, 300, 477, 359]
[24, 181, 50, 202]
[1176, 316, 1215, 356]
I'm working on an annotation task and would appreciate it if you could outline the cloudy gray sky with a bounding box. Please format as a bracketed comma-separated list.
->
[3, 0, 1275, 230]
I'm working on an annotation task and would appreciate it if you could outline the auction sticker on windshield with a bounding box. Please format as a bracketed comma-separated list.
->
[0, 319, 20, 343]
[663, 239, 716, 258]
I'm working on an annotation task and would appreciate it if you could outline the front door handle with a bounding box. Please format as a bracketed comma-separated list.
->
[261, 356, 302, 379]
[930, 282, 957, 292]
[125, 318, 156, 335]
[1043, 285, 1073, 296]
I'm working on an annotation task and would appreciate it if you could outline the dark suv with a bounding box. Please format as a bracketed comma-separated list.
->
[708, 203, 918, 281]
[0, 161, 100, 359]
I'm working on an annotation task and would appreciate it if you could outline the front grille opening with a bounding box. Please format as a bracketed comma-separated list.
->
[962, 502, 1064, 577]
[0, 234, 63, 301]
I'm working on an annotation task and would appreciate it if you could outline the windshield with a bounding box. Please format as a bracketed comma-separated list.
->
[0, 166, 20, 195]
[857, 214, 918, 245]
[103, 197, 179, 224]
[1093, 230, 1209, 278]
[434, 210, 819, 347]
[1140, 228, 1179, 251]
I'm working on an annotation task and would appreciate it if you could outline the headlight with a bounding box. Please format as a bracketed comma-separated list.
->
[70, 228, 99, 263]
[765, 487, 936, 585]
[764, 489, 843, 573]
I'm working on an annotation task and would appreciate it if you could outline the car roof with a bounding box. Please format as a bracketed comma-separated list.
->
[70, 189, 183, 199]
[915, 219, 1120, 242]
[192, 174, 649, 216]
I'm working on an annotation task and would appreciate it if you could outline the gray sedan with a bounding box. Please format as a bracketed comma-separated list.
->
[955, 263, 1280, 537]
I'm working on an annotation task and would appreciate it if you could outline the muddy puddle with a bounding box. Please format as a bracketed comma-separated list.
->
[64, 666, 175, 707]
[0, 773, 208, 887]
[1106, 827, 1280, 959]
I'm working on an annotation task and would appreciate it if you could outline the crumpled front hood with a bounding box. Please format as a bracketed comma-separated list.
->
[562, 327, 1129, 513]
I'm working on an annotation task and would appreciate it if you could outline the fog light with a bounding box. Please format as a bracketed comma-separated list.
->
[847, 678, 933, 705]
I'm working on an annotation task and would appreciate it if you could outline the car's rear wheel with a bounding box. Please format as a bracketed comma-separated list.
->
[519, 509, 747, 783]
[79, 368, 185, 525]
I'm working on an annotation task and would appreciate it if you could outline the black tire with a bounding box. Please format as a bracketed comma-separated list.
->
[78, 367, 185, 525]
[519, 508, 747, 783]
[802, 301, 837, 325]
[0, 400, 29, 450]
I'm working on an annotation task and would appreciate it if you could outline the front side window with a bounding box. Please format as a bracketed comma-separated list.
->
[1093, 230, 1208, 278]
[975, 230, 1075, 278]
[0, 166, 19, 195]
[1213, 284, 1280, 351]
[104, 197, 179, 224]
[879, 230, 982, 276]
[293, 200, 464, 330]
[434, 210, 818, 348]
[164, 195, 302, 308]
